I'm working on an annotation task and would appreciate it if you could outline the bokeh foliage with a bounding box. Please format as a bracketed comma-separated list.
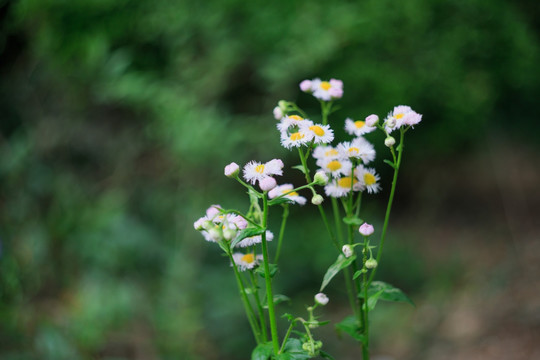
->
[1, 0, 539, 359]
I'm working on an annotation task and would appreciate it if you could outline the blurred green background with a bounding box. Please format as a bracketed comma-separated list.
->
[1, 0, 539, 359]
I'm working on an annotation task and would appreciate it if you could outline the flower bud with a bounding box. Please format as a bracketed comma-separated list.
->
[386, 117, 397, 128]
[206, 205, 222, 219]
[207, 227, 222, 241]
[314, 292, 329, 306]
[342, 244, 353, 258]
[273, 106, 284, 120]
[202, 220, 214, 231]
[365, 114, 379, 127]
[223, 228, 237, 241]
[359, 223, 374, 236]
[314, 171, 329, 186]
[311, 194, 324, 205]
[365, 258, 378, 269]
[299, 79, 312, 92]
[193, 218, 205, 231]
[384, 136, 396, 147]
[224, 162, 240, 177]
[259, 177, 277, 192]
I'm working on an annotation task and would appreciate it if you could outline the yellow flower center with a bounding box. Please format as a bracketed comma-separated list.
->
[241, 253, 255, 263]
[320, 81, 331, 90]
[290, 132, 305, 141]
[255, 164, 265, 174]
[338, 176, 358, 188]
[354, 121, 365, 129]
[348, 147, 359, 154]
[326, 160, 342, 172]
[309, 125, 325, 136]
[364, 173, 376, 185]
[282, 189, 299, 197]
[325, 149, 339, 157]
[395, 113, 404, 119]
[289, 115, 303, 121]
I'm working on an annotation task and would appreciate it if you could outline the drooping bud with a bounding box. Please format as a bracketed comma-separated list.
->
[384, 136, 396, 147]
[224, 162, 240, 177]
[314, 171, 329, 186]
[259, 177, 277, 192]
[365, 114, 379, 127]
[359, 223, 375, 236]
[365, 258, 378, 269]
[311, 194, 324, 205]
[314, 293, 329, 306]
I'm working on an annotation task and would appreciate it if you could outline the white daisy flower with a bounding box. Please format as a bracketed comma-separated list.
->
[311, 78, 344, 101]
[235, 230, 274, 248]
[324, 175, 362, 198]
[304, 123, 334, 144]
[337, 137, 376, 165]
[280, 127, 311, 149]
[277, 115, 310, 133]
[243, 159, 284, 185]
[355, 166, 381, 194]
[318, 157, 353, 177]
[268, 184, 307, 205]
[231, 253, 263, 271]
[312, 145, 340, 162]
[344, 117, 376, 137]
[384, 105, 422, 133]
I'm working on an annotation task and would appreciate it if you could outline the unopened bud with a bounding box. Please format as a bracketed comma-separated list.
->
[193, 218, 205, 231]
[299, 79, 313, 92]
[311, 194, 324, 205]
[314, 171, 329, 185]
[359, 223, 375, 236]
[273, 106, 284, 120]
[224, 162, 240, 177]
[207, 227, 222, 241]
[365, 114, 379, 127]
[384, 136, 396, 147]
[386, 117, 397, 128]
[223, 228, 237, 240]
[314, 293, 329, 306]
[342, 244, 353, 258]
[365, 258, 378, 269]
[259, 177, 277, 192]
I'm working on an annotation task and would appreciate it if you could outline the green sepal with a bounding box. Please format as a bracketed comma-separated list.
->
[263, 294, 290, 308]
[342, 216, 364, 226]
[383, 159, 396, 169]
[268, 196, 294, 206]
[251, 342, 273, 360]
[358, 281, 414, 311]
[291, 165, 307, 175]
[320, 254, 357, 291]
[255, 263, 278, 278]
[230, 227, 266, 248]
[335, 315, 366, 345]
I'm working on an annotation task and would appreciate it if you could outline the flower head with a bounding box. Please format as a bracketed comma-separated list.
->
[305, 123, 334, 144]
[235, 230, 274, 248]
[355, 166, 381, 194]
[324, 175, 362, 198]
[344, 117, 376, 137]
[280, 127, 312, 149]
[232, 253, 263, 271]
[384, 105, 422, 133]
[243, 159, 284, 185]
[318, 157, 353, 177]
[268, 184, 307, 205]
[337, 137, 376, 165]
[311, 78, 343, 101]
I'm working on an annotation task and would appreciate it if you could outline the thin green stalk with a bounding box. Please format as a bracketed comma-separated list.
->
[368, 129, 405, 284]
[250, 271, 268, 342]
[279, 318, 298, 354]
[362, 243, 370, 360]
[261, 194, 280, 354]
[331, 198, 344, 244]
[274, 205, 289, 263]
[228, 251, 262, 343]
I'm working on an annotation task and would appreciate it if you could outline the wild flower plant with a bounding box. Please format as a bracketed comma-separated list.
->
[194, 78, 422, 359]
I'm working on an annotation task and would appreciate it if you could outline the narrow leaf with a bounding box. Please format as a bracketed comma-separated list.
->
[263, 294, 290, 308]
[268, 196, 294, 206]
[335, 315, 366, 344]
[291, 165, 307, 174]
[342, 216, 364, 226]
[352, 270, 364, 280]
[383, 159, 396, 169]
[230, 227, 265, 248]
[255, 263, 278, 278]
[320, 254, 357, 291]
[359, 281, 414, 309]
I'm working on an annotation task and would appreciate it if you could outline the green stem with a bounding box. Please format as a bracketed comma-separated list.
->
[274, 205, 289, 263]
[250, 271, 268, 342]
[279, 318, 298, 354]
[228, 251, 261, 343]
[368, 129, 405, 284]
[331, 198, 344, 244]
[261, 194, 280, 354]
[362, 239, 370, 360]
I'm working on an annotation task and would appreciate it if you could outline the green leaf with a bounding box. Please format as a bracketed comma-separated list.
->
[263, 294, 290, 308]
[335, 315, 366, 344]
[342, 216, 364, 226]
[320, 254, 357, 291]
[251, 342, 273, 360]
[359, 281, 414, 311]
[278, 338, 310, 360]
[352, 270, 364, 280]
[291, 165, 307, 175]
[231, 227, 266, 248]
[319, 350, 336, 360]
[255, 263, 278, 278]
[383, 159, 396, 169]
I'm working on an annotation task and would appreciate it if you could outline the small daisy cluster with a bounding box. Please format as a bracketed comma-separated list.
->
[311, 123, 381, 198]
[193, 204, 273, 271]
[299, 78, 343, 101]
[383, 105, 422, 134]
[276, 115, 334, 150]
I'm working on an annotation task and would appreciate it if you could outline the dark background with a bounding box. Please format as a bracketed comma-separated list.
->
[1, 0, 539, 359]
